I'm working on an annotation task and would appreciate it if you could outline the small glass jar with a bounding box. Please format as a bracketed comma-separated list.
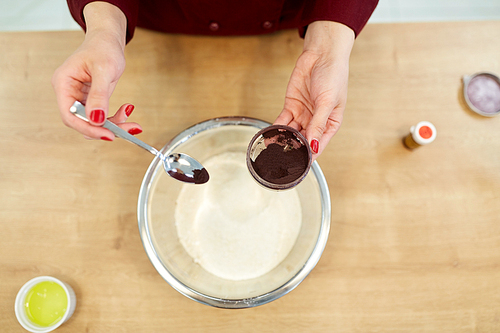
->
[247, 125, 312, 190]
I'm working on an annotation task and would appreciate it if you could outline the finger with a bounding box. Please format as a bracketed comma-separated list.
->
[52, 70, 86, 127]
[108, 103, 135, 124]
[116, 122, 143, 135]
[305, 105, 332, 156]
[287, 119, 303, 132]
[67, 115, 116, 141]
[308, 108, 344, 159]
[273, 109, 294, 126]
[81, 82, 91, 94]
[52, 74, 113, 140]
[107, 104, 142, 135]
[84, 73, 114, 126]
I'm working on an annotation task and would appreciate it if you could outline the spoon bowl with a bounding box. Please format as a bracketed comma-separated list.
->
[164, 153, 209, 184]
[70, 101, 209, 184]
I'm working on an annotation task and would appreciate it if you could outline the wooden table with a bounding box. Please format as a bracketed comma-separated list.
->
[1, 21, 499, 332]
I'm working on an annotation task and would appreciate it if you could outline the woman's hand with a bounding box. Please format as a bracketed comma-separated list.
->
[51, 2, 140, 140]
[274, 21, 355, 159]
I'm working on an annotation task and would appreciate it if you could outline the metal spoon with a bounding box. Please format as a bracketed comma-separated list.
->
[70, 101, 209, 184]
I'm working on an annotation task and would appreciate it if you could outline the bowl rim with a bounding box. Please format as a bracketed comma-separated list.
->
[137, 116, 331, 308]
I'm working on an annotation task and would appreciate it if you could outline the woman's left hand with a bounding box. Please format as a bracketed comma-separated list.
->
[274, 21, 355, 159]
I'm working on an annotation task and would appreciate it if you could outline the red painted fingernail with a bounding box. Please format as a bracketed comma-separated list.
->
[125, 104, 135, 117]
[311, 139, 319, 154]
[101, 136, 113, 141]
[128, 128, 142, 135]
[90, 109, 105, 123]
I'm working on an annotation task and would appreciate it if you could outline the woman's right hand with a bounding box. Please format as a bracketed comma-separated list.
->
[51, 2, 141, 141]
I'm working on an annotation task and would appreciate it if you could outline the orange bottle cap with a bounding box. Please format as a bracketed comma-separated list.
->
[418, 126, 433, 139]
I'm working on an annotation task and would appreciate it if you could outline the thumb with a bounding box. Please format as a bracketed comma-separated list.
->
[85, 73, 113, 126]
[305, 105, 330, 156]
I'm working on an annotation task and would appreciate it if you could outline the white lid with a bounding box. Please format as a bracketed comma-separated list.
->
[410, 121, 437, 145]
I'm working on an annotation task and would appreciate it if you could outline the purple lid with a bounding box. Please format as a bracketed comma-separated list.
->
[463, 72, 500, 117]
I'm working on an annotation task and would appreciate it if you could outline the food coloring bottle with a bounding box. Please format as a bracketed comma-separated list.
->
[403, 121, 436, 149]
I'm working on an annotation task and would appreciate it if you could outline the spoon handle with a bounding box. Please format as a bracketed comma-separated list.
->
[70, 101, 160, 157]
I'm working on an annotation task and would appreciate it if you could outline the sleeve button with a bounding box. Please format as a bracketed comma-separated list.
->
[262, 21, 273, 29]
[209, 22, 219, 31]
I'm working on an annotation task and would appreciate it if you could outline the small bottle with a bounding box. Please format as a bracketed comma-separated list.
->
[403, 121, 437, 149]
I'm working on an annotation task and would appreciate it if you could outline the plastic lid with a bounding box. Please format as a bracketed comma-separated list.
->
[411, 121, 437, 145]
[418, 126, 433, 139]
[463, 72, 500, 117]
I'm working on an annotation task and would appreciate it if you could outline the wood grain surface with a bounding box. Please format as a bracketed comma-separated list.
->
[1, 21, 499, 332]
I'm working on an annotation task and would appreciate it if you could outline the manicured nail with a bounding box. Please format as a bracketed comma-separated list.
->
[128, 128, 142, 135]
[311, 139, 319, 154]
[90, 109, 105, 123]
[100, 136, 113, 141]
[125, 104, 135, 117]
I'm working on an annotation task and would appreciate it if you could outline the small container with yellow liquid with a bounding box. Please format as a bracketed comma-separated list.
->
[15, 276, 76, 332]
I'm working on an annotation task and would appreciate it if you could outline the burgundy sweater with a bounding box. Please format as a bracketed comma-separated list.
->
[68, 0, 378, 43]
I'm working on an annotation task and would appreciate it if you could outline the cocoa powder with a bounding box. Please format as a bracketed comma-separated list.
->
[251, 128, 309, 185]
[168, 167, 209, 184]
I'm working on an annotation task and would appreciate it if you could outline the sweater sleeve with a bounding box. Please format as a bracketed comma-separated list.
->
[66, 0, 139, 44]
[299, 0, 379, 38]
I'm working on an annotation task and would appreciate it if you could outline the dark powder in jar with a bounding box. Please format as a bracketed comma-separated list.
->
[251, 129, 309, 185]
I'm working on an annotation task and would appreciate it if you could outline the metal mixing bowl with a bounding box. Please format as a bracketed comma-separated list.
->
[138, 117, 330, 308]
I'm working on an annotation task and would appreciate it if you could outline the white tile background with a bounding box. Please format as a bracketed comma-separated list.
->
[0, 0, 500, 32]
[0, 0, 80, 31]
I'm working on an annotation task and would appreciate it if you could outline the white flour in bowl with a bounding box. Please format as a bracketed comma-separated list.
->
[175, 152, 302, 281]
